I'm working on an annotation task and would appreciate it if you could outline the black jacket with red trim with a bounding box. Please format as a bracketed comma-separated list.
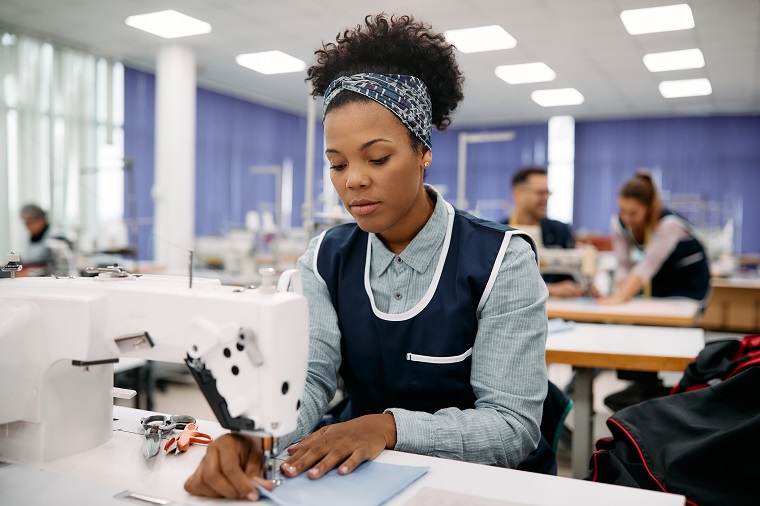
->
[672, 335, 760, 394]
[588, 366, 760, 506]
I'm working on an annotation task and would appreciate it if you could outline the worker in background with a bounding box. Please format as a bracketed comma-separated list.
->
[185, 14, 551, 501]
[18, 203, 75, 277]
[600, 171, 710, 305]
[602, 171, 710, 411]
[504, 167, 589, 297]
[18, 204, 56, 275]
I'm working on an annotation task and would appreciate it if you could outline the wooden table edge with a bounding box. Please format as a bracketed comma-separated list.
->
[546, 350, 695, 372]
[547, 310, 696, 327]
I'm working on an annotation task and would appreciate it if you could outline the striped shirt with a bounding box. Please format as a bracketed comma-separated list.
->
[286, 187, 548, 467]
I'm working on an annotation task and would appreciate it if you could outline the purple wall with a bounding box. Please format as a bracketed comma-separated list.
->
[124, 67, 317, 259]
[123, 68, 155, 261]
[124, 66, 760, 259]
[123, 66, 548, 259]
[574, 116, 760, 254]
[426, 124, 548, 223]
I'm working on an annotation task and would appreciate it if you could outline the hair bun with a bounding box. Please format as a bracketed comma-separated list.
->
[635, 170, 653, 184]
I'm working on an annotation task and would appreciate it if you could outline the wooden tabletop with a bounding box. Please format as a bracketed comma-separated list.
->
[547, 297, 700, 327]
[546, 323, 705, 372]
[710, 277, 760, 289]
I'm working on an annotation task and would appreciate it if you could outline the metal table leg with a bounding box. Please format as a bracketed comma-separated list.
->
[571, 367, 594, 478]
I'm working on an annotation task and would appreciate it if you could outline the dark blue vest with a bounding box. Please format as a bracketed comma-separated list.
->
[316, 206, 555, 473]
[620, 209, 710, 301]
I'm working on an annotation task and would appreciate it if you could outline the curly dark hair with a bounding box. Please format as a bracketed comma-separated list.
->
[307, 14, 464, 133]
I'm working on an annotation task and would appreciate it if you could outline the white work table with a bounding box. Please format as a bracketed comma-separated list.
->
[546, 297, 700, 327]
[546, 323, 704, 479]
[4, 406, 685, 506]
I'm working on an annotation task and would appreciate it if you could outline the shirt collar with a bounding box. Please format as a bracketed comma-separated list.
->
[370, 185, 447, 276]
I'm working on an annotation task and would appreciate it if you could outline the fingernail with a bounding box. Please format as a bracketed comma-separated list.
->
[339, 466, 349, 474]
[308, 468, 319, 478]
[246, 491, 259, 501]
[282, 463, 294, 474]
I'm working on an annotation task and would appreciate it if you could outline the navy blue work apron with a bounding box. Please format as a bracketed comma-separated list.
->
[316, 204, 555, 473]
[620, 209, 710, 301]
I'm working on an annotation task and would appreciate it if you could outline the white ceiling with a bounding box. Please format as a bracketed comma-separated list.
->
[2, 0, 759, 126]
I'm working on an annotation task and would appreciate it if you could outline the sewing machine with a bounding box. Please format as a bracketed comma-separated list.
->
[0, 260, 308, 482]
[539, 245, 598, 293]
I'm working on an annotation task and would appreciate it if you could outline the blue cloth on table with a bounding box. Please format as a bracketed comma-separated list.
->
[547, 318, 576, 334]
[257, 461, 429, 506]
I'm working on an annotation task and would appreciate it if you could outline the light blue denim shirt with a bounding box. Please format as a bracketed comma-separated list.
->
[286, 186, 548, 468]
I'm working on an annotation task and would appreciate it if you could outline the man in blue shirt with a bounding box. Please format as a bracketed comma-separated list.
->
[504, 167, 585, 297]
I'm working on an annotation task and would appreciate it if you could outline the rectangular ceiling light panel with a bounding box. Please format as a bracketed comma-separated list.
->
[658, 78, 712, 98]
[643, 48, 705, 72]
[531, 88, 585, 107]
[444, 25, 517, 53]
[236, 51, 306, 75]
[620, 4, 695, 35]
[125, 10, 211, 39]
[495, 62, 556, 84]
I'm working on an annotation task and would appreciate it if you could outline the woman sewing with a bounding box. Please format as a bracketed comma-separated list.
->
[185, 14, 549, 500]
[600, 171, 710, 305]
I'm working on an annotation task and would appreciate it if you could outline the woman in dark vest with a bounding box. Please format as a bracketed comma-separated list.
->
[601, 171, 710, 305]
[601, 171, 711, 411]
[185, 14, 549, 500]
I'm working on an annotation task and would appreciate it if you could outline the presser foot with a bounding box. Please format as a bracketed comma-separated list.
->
[262, 436, 283, 486]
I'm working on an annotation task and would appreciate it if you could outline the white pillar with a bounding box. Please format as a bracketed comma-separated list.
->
[152, 45, 196, 273]
[547, 116, 575, 225]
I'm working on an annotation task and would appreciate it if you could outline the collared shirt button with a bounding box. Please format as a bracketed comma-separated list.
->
[394, 292, 403, 300]
[395, 256, 403, 264]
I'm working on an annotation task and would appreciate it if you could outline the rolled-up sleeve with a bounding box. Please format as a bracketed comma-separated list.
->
[387, 236, 548, 467]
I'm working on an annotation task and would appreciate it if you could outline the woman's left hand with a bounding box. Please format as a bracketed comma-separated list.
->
[281, 413, 397, 479]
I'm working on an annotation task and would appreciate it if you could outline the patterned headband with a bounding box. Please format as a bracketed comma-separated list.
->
[322, 73, 433, 151]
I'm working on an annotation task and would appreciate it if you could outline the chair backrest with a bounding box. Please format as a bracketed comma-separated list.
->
[541, 380, 573, 455]
[517, 380, 573, 475]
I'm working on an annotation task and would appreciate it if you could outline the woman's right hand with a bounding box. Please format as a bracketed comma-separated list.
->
[184, 434, 275, 501]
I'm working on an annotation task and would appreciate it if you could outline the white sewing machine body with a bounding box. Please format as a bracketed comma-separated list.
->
[539, 245, 598, 291]
[0, 270, 308, 465]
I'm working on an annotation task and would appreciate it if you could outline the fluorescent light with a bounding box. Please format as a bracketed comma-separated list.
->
[236, 51, 306, 75]
[444, 25, 516, 53]
[658, 78, 712, 98]
[643, 48, 705, 72]
[531, 88, 584, 107]
[495, 62, 556, 84]
[125, 10, 211, 39]
[620, 4, 695, 35]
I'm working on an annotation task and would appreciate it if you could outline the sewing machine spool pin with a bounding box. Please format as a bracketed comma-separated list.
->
[1, 252, 22, 279]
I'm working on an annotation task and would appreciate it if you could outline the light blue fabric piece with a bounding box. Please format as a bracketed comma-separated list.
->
[547, 318, 576, 334]
[258, 461, 429, 506]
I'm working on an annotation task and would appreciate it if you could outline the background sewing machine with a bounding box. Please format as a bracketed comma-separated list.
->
[0, 261, 308, 471]
[539, 245, 599, 293]
[508, 224, 599, 293]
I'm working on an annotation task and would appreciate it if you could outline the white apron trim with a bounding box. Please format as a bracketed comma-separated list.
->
[312, 230, 328, 285]
[365, 201, 455, 322]
[476, 230, 537, 317]
[406, 347, 473, 364]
